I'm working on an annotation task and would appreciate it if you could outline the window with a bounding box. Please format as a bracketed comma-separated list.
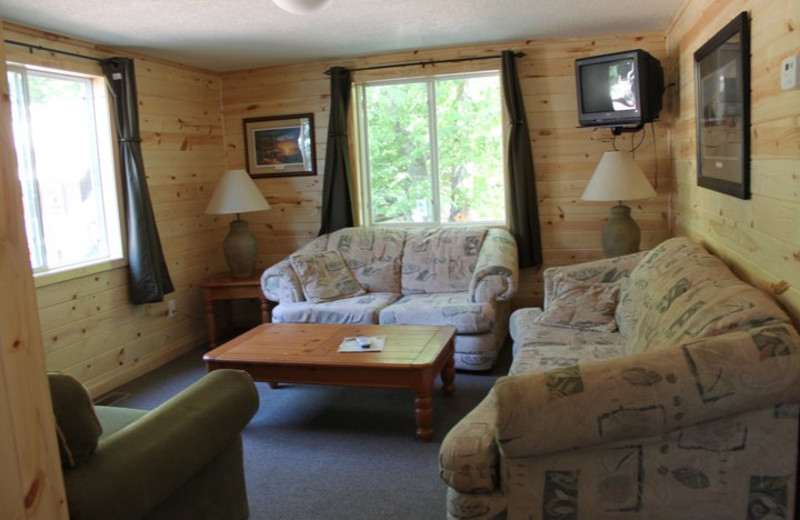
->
[356, 72, 506, 225]
[7, 64, 123, 277]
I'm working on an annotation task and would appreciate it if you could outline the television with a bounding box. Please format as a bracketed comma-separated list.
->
[575, 49, 664, 129]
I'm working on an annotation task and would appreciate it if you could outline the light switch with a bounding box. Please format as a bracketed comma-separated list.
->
[781, 55, 800, 90]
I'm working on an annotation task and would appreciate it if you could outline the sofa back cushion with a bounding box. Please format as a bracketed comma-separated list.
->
[401, 227, 487, 295]
[618, 237, 791, 355]
[327, 227, 406, 293]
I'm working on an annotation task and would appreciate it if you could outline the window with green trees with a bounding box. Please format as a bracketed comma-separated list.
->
[356, 72, 506, 225]
[7, 64, 123, 276]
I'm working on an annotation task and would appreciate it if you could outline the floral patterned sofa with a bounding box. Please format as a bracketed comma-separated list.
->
[260, 226, 518, 371]
[439, 237, 800, 519]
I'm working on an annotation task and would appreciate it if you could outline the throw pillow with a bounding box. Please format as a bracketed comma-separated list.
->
[290, 250, 366, 303]
[48, 372, 103, 469]
[534, 273, 620, 332]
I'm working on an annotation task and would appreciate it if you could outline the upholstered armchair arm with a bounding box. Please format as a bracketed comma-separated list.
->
[469, 228, 519, 303]
[542, 251, 644, 309]
[439, 389, 500, 493]
[63, 369, 259, 520]
[495, 324, 800, 459]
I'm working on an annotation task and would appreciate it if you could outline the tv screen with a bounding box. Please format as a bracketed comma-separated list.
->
[580, 58, 637, 113]
[575, 49, 663, 129]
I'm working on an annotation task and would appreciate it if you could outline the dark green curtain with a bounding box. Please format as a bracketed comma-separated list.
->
[501, 51, 542, 268]
[101, 57, 174, 304]
[318, 66, 355, 235]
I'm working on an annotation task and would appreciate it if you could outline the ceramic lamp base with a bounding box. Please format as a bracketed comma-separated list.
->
[223, 219, 258, 279]
[601, 204, 641, 258]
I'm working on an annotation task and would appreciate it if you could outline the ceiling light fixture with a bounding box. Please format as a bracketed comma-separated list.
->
[272, 0, 333, 14]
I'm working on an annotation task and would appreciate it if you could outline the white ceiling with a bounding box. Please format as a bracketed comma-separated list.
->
[0, 0, 684, 72]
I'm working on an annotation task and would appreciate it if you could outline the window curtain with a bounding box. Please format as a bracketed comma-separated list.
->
[501, 51, 543, 268]
[318, 66, 355, 235]
[101, 57, 174, 304]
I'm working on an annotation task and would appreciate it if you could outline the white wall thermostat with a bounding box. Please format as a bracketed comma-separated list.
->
[781, 55, 800, 91]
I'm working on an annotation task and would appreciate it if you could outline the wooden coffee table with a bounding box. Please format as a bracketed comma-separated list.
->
[203, 323, 456, 441]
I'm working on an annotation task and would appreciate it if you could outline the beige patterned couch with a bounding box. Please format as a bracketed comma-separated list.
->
[260, 226, 518, 371]
[439, 237, 800, 519]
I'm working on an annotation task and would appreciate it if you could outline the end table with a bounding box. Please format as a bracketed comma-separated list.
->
[201, 272, 272, 347]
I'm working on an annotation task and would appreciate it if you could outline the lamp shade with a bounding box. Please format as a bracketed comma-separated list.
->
[206, 170, 271, 215]
[273, 0, 332, 14]
[581, 151, 656, 202]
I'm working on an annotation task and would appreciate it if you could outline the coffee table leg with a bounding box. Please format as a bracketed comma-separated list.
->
[414, 393, 434, 441]
[441, 354, 455, 395]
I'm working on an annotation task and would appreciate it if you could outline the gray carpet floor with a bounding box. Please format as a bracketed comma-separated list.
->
[108, 342, 511, 520]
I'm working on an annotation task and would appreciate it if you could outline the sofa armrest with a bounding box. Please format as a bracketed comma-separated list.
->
[495, 323, 800, 459]
[63, 369, 259, 520]
[469, 228, 519, 303]
[439, 390, 500, 493]
[543, 251, 644, 310]
[261, 258, 304, 302]
[260, 235, 330, 303]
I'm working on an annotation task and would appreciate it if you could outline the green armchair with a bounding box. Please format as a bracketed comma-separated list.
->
[48, 369, 259, 520]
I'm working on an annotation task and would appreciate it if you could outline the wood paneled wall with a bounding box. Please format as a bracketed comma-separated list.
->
[220, 34, 672, 308]
[667, 0, 800, 325]
[3, 24, 229, 397]
[0, 19, 67, 519]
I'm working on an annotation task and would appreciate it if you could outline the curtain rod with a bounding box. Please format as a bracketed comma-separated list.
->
[325, 51, 525, 75]
[4, 39, 104, 63]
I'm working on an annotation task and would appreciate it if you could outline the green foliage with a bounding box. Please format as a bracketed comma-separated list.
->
[362, 74, 504, 224]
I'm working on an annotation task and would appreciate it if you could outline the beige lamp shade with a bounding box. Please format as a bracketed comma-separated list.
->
[581, 151, 656, 202]
[206, 170, 271, 215]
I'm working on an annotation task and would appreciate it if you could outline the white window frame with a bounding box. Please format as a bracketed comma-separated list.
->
[7, 62, 125, 286]
[355, 71, 508, 227]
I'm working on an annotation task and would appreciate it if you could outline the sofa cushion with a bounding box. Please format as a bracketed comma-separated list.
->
[328, 227, 406, 293]
[272, 292, 401, 324]
[379, 293, 495, 334]
[401, 227, 487, 295]
[617, 238, 791, 355]
[534, 273, 620, 332]
[48, 372, 103, 468]
[290, 250, 366, 303]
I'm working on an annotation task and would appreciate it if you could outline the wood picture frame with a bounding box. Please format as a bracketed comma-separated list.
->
[243, 113, 316, 178]
[694, 11, 750, 199]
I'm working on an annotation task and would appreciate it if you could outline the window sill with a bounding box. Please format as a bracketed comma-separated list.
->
[33, 257, 128, 288]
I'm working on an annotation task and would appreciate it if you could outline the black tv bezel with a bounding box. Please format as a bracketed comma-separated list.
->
[575, 49, 661, 129]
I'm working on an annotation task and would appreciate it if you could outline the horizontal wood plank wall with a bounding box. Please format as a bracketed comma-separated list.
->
[220, 33, 671, 309]
[667, 0, 800, 326]
[4, 24, 228, 396]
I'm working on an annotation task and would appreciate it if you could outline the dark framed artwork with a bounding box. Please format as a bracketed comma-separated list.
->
[694, 11, 750, 199]
[243, 113, 316, 178]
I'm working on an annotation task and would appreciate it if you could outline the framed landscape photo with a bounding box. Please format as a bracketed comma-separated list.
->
[694, 11, 750, 199]
[243, 113, 316, 178]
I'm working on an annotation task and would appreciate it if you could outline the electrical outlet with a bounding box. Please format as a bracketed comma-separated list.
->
[781, 55, 800, 90]
[167, 299, 177, 318]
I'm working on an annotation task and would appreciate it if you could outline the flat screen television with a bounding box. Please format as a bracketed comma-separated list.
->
[575, 49, 664, 129]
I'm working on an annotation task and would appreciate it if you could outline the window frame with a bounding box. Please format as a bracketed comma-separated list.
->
[7, 62, 126, 286]
[354, 70, 508, 228]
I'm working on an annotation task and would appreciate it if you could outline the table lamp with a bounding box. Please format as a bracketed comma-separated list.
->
[206, 170, 271, 278]
[581, 151, 656, 257]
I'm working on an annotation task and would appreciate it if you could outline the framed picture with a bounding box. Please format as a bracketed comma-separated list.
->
[694, 11, 750, 199]
[243, 113, 316, 178]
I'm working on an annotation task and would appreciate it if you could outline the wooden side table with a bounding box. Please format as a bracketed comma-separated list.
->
[201, 272, 272, 347]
